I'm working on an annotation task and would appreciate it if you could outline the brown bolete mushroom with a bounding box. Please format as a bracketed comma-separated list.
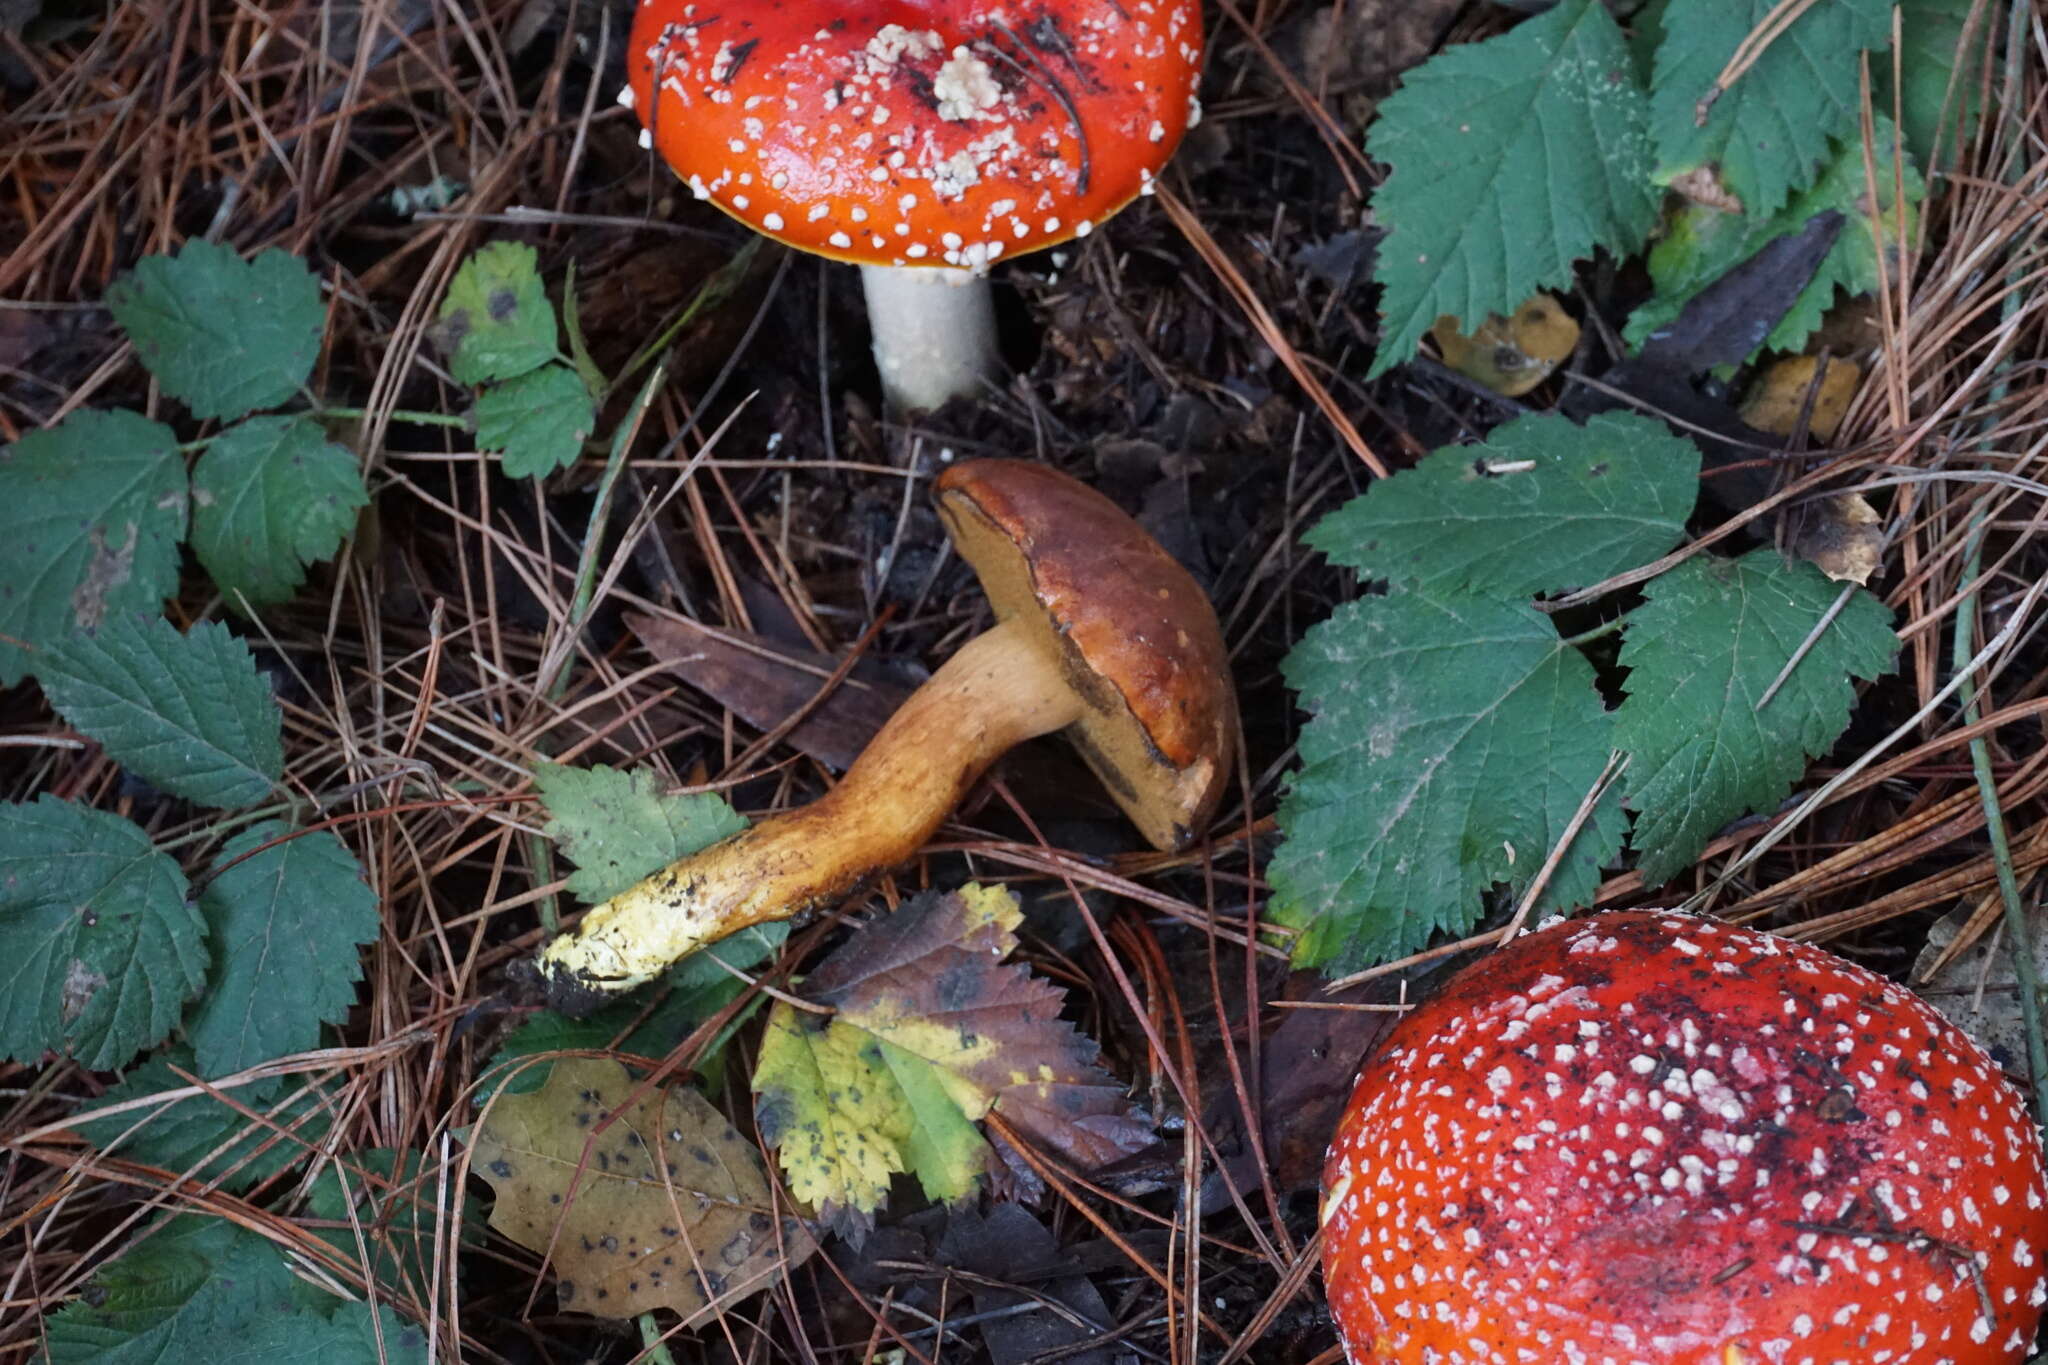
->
[532, 459, 1236, 1013]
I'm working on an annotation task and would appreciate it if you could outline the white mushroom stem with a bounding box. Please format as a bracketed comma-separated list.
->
[859, 264, 1000, 413]
[534, 616, 1081, 1011]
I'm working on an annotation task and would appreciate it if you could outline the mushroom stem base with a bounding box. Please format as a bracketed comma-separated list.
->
[860, 264, 1000, 413]
[531, 616, 1081, 1014]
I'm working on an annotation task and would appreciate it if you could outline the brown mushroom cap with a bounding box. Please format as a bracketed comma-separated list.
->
[934, 459, 1236, 850]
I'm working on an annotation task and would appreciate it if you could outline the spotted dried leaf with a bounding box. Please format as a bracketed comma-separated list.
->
[471, 1057, 810, 1321]
[752, 884, 1151, 1239]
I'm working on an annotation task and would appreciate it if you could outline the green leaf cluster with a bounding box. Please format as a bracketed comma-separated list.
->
[437, 243, 595, 478]
[1271, 411, 1898, 973]
[0, 243, 368, 662]
[1366, 0, 1957, 374]
[2, 616, 377, 1075]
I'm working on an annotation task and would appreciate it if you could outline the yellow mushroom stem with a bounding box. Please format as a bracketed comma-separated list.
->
[535, 615, 1083, 1009]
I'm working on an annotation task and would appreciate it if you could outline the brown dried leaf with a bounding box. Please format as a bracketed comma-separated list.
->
[1913, 901, 2044, 1080]
[752, 885, 1151, 1238]
[1791, 491, 1884, 585]
[472, 1057, 812, 1320]
[628, 610, 912, 772]
[1667, 165, 1746, 213]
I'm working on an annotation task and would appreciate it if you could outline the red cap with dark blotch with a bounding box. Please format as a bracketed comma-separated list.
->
[1321, 911, 2048, 1364]
[623, 0, 1204, 271]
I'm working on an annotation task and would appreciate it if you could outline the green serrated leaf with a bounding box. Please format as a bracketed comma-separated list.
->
[190, 415, 367, 607]
[105, 242, 326, 421]
[182, 822, 378, 1077]
[38, 615, 284, 808]
[437, 242, 558, 384]
[1880, 0, 1990, 175]
[305, 1148, 481, 1300]
[42, 1215, 344, 1364]
[73, 1044, 333, 1189]
[0, 409, 188, 687]
[1270, 589, 1626, 972]
[1616, 549, 1897, 884]
[1628, 122, 1923, 357]
[488, 922, 788, 1095]
[533, 761, 747, 903]
[476, 364, 595, 479]
[0, 796, 203, 1070]
[1649, 0, 1892, 217]
[1306, 412, 1698, 597]
[211, 1304, 429, 1365]
[1366, 0, 1658, 378]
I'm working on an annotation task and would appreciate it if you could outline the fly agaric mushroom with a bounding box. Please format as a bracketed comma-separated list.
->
[621, 0, 1205, 412]
[532, 459, 1236, 1013]
[1321, 911, 2048, 1364]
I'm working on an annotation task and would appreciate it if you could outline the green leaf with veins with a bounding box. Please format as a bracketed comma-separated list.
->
[533, 760, 747, 903]
[73, 1044, 334, 1188]
[42, 1214, 333, 1364]
[190, 415, 368, 607]
[209, 1304, 429, 1365]
[1270, 588, 1626, 972]
[183, 821, 379, 1077]
[477, 364, 595, 478]
[0, 409, 187, 686]
[1628, 121, 1923, 358]
[0, 796, 204, 1071]
[437, 242, 558, 384]
[38, 614, 284, 808]
[1306, 411, 1698, 597]
[1365, 0, 1658, 377]
[105, 242, 326, 421]
[1649, 0, 1892, 216]
[1616, 549, 1898, 885]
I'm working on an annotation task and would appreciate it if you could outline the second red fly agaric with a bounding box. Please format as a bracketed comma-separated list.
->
[1321, 911, 2048, 1364]
[621, 0, 1204, 410]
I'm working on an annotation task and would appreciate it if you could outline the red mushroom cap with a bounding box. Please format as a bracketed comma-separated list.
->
[1321, 911, 2048, 1364]
[623, 0, 1204, 271]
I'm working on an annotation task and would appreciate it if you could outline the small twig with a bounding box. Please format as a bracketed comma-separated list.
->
[1695, 0, 1825, 126]
[1500, 750, 1630, 943]
[1754, 581, 1858, 711]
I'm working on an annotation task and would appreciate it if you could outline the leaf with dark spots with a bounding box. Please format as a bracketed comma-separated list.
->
[752, 885, 1151, 1240]
[471, 1057, 812, 1321]
[434, 242, 557, 384]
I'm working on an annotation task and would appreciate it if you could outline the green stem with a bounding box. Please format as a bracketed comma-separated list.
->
[635, 1312, 677, 1365]
[1968, 0, 2048, 1136]
[543, 362, 665, 699]
[312, 406, 469, 429]
[611, 237, 761, 400]
[1558, 612, 1633, 650]
[1954, 522, 2048, 1121]
[152, 798, 311, 853]
[527, 363, 669, 934]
